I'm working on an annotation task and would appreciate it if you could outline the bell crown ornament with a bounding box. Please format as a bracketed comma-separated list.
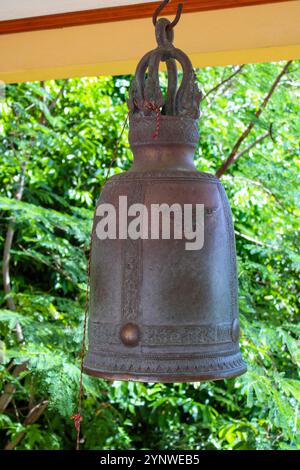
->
[128, 14, 201, 148]
[84, 2, 247, 382]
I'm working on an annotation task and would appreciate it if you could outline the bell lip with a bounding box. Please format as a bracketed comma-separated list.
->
[83, 364, 247, 383]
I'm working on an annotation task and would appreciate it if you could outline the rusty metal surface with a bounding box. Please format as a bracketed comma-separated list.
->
[84, 8, 246, 382]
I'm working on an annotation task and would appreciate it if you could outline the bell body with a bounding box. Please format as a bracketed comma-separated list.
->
[84, 116, 246, 382]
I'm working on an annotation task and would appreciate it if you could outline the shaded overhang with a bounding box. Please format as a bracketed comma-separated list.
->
[0, 0, 300, 83]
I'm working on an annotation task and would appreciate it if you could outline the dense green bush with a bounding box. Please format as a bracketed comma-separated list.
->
[0, 61, 299, 450]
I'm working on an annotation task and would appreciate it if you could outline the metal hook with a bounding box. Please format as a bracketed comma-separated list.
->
[152, 0, 183, 30]
[169, 3, 183, 29]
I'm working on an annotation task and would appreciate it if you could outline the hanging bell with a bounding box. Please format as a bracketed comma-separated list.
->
[84, 8, 246, 382]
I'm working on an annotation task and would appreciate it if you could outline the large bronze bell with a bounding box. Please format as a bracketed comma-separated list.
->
[84, 9, 246, 382]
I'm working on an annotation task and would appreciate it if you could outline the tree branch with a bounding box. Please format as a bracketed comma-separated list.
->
[4, 400, 48, 450]
[234, 230, 265, 247]
[0, 363, 27, 413]
[38, 81, 47, 125]
[38, 80, 68, 125]
[0, 83, 66, 417]
[216, 60, 292, 179]
[232, 174, 295, 216]
[230, 128, 271, 165]
[2, 159, 28, 342]
[202, 65, 245, 101]
[49, 80, 68, 111]
[1, 160, 29, 411]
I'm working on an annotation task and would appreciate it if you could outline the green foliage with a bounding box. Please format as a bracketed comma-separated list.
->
[0, 63, 299, 450]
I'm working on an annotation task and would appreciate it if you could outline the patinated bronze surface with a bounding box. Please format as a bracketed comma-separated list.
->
[84, 5, 247, 382]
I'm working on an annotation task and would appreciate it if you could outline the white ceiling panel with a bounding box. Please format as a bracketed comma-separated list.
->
[0, 0, 157, 21]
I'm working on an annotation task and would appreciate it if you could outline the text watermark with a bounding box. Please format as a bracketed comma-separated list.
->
[95, 196, 205, 251]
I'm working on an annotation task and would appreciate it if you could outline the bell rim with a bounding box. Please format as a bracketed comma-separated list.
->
[83, 363, 247, 383]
